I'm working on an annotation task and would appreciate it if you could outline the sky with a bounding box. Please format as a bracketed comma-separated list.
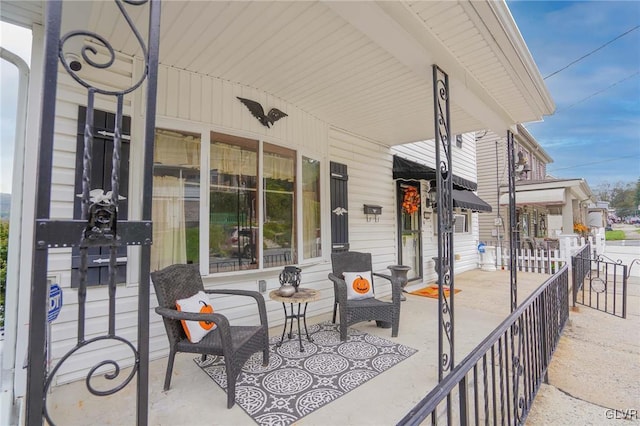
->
[0, 2, 639, 194]
[1, 22, 31, 194]
[507, 1, 640, 189]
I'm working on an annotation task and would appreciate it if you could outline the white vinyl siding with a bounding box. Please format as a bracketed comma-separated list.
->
[328, 128, 397, 271]
[45, 51, 412, 386]
[392, 134, 482, 279]
[156, 64, 328, 152]
[476, 132, 505, 243]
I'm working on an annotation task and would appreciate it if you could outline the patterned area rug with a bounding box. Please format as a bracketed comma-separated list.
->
[195, 321, 417, 425]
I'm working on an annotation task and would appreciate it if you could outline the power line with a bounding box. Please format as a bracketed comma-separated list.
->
[548, 157, 637, 172]
[554, 70, 640, 114]
[544, 24, 640, 80]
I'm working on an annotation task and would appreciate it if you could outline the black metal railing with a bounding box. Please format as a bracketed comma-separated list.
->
[398, 265, 569, 425]
[572, 246, 627, 319]
[571, 243, 591, 299]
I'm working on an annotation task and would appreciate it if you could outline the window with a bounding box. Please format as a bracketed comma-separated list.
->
[151, 129, 201, 271]
[302, 156, 321, 259]
[433, 210, 470, 234]
[209, 133, 259, 273]
[263, 143, 296, 267]
[453, 213, 467, 233]
[151, 128, 323, 274]
[520, 212, 530, 237]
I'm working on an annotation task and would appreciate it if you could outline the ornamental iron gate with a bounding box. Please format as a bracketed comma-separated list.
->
[572, 245, 628, 319]
[27, 1, 160, 424]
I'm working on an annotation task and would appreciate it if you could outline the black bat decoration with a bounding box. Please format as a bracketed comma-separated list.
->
[237, 97, 288, 128]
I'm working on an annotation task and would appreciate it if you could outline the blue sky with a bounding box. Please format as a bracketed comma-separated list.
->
[1, 2, 639, 194]
[507, 1, 640, 188]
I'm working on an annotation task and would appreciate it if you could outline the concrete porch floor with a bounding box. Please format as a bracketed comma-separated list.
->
[46, 269, 554, 425]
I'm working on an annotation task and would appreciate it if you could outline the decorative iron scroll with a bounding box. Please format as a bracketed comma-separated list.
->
[28, 1, 160, 425]
[432, 65, 454, 382]
[511, 317, 526, 422]
[507, 130, 517, 312]
[506, 129, 526, 422]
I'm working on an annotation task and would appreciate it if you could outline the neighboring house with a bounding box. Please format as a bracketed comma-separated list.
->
[0, 0, 554, 417]
[587, 201, 610, 229]
[476, 125, 552, 245]
[498, 178, 594, 243]
[476, 125, 594, 249]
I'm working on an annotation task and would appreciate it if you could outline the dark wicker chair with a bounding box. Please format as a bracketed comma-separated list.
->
[328, 251, 402, 341]
[151, 264, 269, 409]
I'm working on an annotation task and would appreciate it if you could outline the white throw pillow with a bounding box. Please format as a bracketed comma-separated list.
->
[343, 271, 374, 300]
[175, 291, 217, 343]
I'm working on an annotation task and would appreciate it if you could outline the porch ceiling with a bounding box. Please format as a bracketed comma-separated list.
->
[3, 1, 555, 146]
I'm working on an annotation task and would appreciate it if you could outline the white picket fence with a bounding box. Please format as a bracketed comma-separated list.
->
[482, 230, 605, 275]
[496, 247, 564, 274]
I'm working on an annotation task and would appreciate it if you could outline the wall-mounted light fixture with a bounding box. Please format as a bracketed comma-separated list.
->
[515, 151, 531, 179]
[426, 184, 437, 210]
[363, 204, 382, 222]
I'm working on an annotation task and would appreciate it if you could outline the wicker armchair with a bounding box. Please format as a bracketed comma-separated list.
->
[151, 264, 269, 409]
[328, 251, 402, 341]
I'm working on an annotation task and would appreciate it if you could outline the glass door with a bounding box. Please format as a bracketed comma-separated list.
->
[397, 182, 422, 281]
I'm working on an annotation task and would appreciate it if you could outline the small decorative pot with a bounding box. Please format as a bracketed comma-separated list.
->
[277, 284, 295, 297]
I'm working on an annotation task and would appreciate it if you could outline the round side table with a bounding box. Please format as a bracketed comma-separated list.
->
[269, 287, 320, 352]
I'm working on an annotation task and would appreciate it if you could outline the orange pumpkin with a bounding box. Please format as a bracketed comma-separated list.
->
[352, 275, 371, 294]
[198, 300, 215, 330]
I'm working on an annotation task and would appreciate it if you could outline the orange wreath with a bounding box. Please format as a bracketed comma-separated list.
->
[402, 186, 420, 214]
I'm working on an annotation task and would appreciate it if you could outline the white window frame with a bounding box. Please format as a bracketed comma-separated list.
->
[298, 151, 325, 263]
[432, 209, 471, 235]
[151, 118, 326, 276]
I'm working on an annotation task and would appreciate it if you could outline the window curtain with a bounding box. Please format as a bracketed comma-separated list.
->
[211, 142, 257, 176]
[303, 195, 320, 258]
[154, 130, 199, 166]
[151, 175, 187, 271]
[264, 152, 294, 181]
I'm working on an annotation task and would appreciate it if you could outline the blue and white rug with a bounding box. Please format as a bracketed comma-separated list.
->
[195, 321, 417, 425]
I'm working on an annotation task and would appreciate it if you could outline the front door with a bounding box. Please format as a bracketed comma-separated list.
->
[397, 182, 422, 281]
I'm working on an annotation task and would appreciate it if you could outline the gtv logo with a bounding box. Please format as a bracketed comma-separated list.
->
[605, 409, 638, 420]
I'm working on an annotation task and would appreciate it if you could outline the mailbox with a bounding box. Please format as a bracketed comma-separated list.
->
[363, 204, 382, 222]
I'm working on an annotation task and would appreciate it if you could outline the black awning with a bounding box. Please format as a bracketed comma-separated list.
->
[392, 155, 477, 191]
[452, 189, 492, 212]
